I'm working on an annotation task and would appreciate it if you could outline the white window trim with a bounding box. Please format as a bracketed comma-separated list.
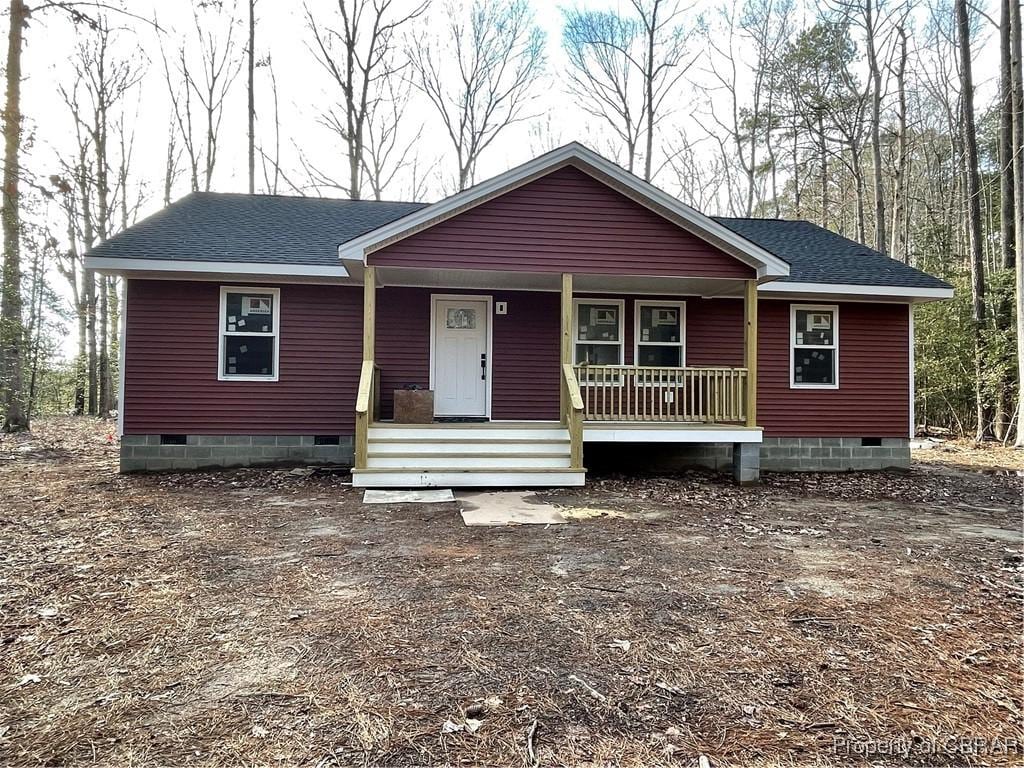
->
[573, 298, 625, 366]
[790, 303, 839, 389]
[634, 300, 686, 368]
[218, 285, 281, 382]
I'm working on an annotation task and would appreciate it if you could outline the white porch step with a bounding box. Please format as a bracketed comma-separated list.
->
[358, 421, 582, 487]
[368, 425, 568, 441]
[366, 452, 571, 469]
[352, 467, 586, 488]
[369, 439, 571, 455]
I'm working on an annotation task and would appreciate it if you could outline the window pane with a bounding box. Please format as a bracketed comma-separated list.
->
[639, 305, 681, 343]
[575, 343, 621, 365]
[224, 335, 275, 376]
[637, 345, 681, 366]
[793, 348, 834, 385]
[577, 304, 620, 342]
[795, 309, 834, 346]
[225, 292, 275, 333]
[446, 307, 476, 329]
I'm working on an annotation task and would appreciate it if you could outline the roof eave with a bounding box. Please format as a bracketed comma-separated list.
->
[758, 280, 954, 303]
[84, 255, 351, 281]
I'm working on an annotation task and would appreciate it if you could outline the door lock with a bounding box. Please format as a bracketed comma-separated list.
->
[480, 353, 487, 380]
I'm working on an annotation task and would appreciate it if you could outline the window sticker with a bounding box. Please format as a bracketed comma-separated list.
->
[244, 296, 272, 315]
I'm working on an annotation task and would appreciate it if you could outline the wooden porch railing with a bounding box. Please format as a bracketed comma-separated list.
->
[572, 365, 748, 423]
[561, 363, 584, 469]
[354, 360, 381, 469]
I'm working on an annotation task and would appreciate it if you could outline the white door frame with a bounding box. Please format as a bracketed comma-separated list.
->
[429, 293, 493, 418]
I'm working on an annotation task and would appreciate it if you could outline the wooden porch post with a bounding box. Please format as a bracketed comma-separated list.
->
[363, 265, 376, 360]
[355, 266, 377, 470]
[744, 278, 758, 427]
[560, 273, 573, 423]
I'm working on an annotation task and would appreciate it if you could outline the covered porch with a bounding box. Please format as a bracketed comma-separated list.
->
[351, 266, 762, 487]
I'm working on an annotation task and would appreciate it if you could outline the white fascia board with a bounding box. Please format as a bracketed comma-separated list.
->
[85, 256, 349, 279]
[758, 281, 954, 302]
[337, 142, 790, 279]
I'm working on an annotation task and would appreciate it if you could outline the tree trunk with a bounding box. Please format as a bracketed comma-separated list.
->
[98, 276, 110, 415]
[892, 26, 909, 263]
[865, 0, 887, 254]
[0, 0, 27, 432]
[85, 273, 97, 414]
[1011, 0, 1024, 447]
[643, 0, 658, 182]
[247, 0, 255, 194]
[956, 0, 990, 441]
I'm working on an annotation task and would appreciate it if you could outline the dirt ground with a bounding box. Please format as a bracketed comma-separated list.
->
[1, 419, 1022, 767]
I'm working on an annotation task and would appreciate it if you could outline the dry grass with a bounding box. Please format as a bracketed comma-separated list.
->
[913, 438, 1024, 472]
[1, 418, 1021, 767]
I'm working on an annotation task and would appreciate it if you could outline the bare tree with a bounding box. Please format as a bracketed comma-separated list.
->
[562, 0, 693, 181]
[701, 0, 792, 216]
[247, 0, 256, 194]
[162, 1, 241, 193]
[305, 0, 426, 200]
[57, 17, 143, 416]
[563, 9, 643, 174]
[410, 0, 545, 191]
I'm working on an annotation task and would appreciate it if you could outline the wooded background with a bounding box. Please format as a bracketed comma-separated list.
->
[0, 0, 1020, 445]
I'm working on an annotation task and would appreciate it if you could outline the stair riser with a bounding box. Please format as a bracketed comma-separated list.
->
[366, 455, 571, 469]
[352, 470, 586, 488]
[368, 427, 569, 441]
[368, 442, 570, 455]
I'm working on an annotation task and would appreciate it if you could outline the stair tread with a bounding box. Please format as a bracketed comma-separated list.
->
[368, 452, 569, 458]
[368, 437, 570, 443]
[353, 467, 586, 474]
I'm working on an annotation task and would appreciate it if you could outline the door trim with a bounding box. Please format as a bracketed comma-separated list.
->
[429, 293, 493, 418]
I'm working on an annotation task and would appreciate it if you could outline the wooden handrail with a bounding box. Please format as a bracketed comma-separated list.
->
[562, 363, 584, 411]
[355, 359, 375, 414]
[355, 359, 375, 469]
[561, 363, 584, 469]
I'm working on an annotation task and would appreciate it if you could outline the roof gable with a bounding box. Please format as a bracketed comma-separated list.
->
[339, 143, 791, 280]
[368, 165, 756, 279]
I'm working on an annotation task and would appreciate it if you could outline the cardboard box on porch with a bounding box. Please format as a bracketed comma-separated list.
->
[394, 389, 434, 424]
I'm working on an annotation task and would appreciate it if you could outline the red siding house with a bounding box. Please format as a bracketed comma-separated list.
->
[84, 144, 952, 486]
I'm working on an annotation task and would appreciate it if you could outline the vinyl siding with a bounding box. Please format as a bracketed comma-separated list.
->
[369, 165, 755, 279]
[122, 279, 361, 434]
[123, 282, 910, 439]
[756, 300, 910, 438]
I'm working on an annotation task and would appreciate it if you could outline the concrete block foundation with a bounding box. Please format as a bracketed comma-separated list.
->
[120, 434, 354, 472]
[759, 437, 910, 472]
[583, 436, 910, 480]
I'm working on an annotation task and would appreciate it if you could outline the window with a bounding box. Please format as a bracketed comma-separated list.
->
[219, 286, 280, 381]
[573, 299, 624, 365]
[791, 304, 838, 388]
[635, 301, 685, 367]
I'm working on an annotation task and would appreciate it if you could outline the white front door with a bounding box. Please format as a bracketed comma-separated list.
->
[432, 298, 489, 417]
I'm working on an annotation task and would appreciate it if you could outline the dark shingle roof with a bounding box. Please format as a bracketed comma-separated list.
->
[714, 216, 951, 289]
[86, 192, 950, 290]
[86, 192, 427, 266]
